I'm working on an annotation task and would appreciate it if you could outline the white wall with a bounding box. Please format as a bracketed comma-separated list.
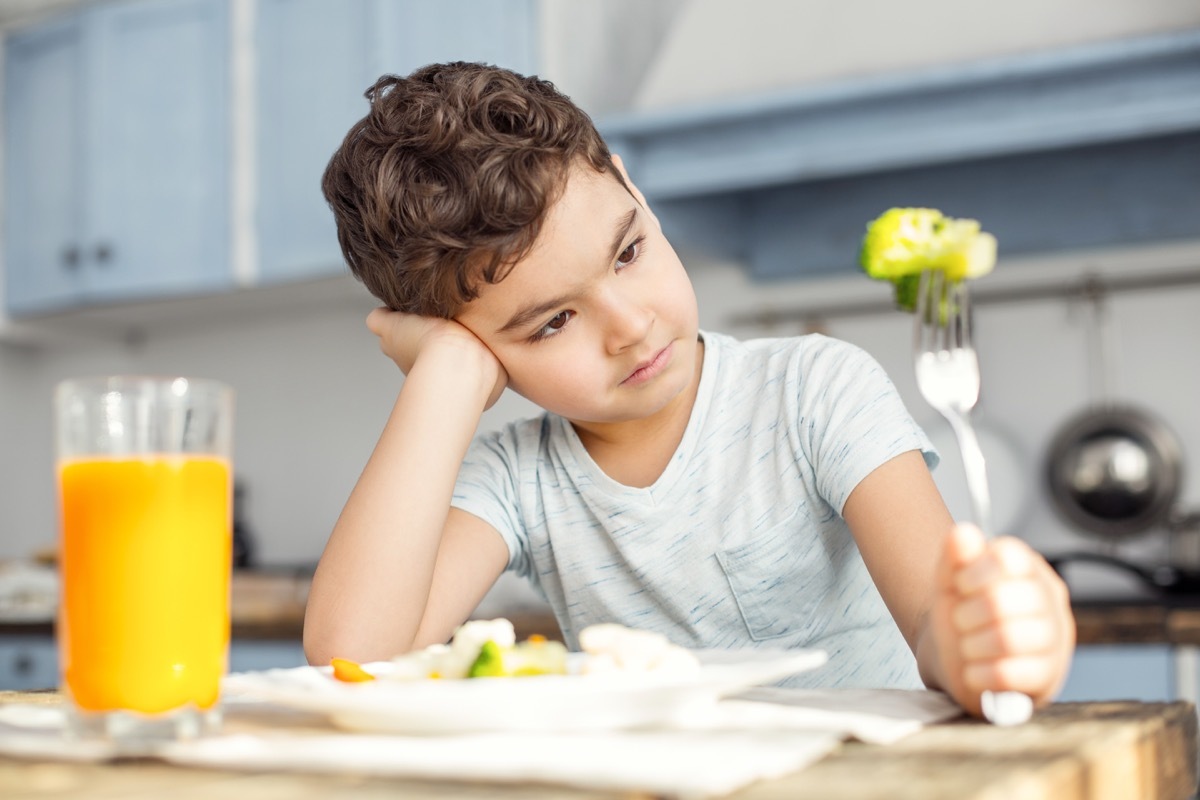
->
[632, 0, 1200, 109]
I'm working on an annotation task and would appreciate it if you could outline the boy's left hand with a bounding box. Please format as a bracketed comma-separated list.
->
[930, 524, 1075, 717]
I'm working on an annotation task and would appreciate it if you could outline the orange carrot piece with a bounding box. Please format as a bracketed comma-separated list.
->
[331, 657, 376, 683]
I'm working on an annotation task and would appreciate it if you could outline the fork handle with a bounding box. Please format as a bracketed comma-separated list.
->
[949, 419, 1034, 724]
[947, 415, 992, 535]
[982, 690, 1033, 726]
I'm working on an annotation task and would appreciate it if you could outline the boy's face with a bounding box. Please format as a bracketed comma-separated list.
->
[456, 163, 701, 429]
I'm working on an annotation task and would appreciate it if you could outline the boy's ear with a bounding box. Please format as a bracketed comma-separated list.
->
[611, 154, 660, 229]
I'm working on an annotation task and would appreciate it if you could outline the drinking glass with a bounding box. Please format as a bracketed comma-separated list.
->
[54, 376, 234, 742]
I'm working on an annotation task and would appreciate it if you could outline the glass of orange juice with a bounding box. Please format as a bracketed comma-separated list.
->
[54, 376, 233, 743]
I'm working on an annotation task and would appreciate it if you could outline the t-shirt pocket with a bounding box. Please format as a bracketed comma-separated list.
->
[715, 505, 829, 642]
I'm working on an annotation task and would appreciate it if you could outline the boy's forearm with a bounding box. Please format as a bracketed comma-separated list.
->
[304, 346, 496, 665]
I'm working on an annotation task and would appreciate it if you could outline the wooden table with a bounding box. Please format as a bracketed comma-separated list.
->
[0, 691, 1195, 799]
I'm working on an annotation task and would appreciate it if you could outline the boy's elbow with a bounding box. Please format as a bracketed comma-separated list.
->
[302, 609, 362, 667]
[302, 612, 417, 666]
[303, 623, 335, 667]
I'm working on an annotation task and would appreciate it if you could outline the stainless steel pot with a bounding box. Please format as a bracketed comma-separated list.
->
[1044, 405, 1183, 539]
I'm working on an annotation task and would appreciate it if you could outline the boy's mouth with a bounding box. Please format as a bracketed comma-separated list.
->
[621, 343, 673, 387]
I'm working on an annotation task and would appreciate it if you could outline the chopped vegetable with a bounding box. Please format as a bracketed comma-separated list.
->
[578, 623, 699, 675]
[859, 207, 997, 311]
[509, 636, 569, 676]
[384, 619, 569, 680]
[467, 640, 508, 677]
[330, 657, 375, 683]
[378, 619, 691, 681]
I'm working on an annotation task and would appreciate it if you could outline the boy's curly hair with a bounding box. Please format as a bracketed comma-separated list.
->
[322, 62, 625, 317]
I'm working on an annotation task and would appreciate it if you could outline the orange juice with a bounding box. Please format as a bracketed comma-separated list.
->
[59, 455, 231, 714]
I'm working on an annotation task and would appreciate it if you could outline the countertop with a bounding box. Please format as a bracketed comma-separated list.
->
[0, 691, 1194, 799]
[6, 569, 1200, 646]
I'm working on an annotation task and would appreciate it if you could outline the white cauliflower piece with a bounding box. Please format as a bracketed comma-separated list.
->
[578, 623, 700, 675]
[389, 643, 451, 680]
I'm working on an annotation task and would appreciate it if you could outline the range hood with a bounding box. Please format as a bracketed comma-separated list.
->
[598, 30, 1200, 279]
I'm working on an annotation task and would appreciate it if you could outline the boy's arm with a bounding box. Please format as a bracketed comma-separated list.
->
[841, 450, 1075, 716]
[304, 310, 510, 666]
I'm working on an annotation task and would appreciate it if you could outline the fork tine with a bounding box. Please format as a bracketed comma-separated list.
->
[914, 268, 940, 353]
[932, 269, 948, 352]
[956, 279, 972, 350]
[914, 269, 929, 352]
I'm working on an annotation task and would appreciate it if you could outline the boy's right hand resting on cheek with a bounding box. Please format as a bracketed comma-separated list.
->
[366, 307, 508, 409]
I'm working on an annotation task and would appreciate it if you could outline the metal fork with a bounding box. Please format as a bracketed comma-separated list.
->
[913, 268, 1033, 727]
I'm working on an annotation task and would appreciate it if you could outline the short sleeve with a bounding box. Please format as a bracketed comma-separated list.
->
[794, 336, 938, 515]
[450, 428, 533, 580]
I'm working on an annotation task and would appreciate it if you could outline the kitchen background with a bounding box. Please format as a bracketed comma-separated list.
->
[1, 0, 1199, 697]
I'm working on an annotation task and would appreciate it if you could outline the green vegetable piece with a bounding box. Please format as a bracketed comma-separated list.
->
[859, 207, 996, 311]
[467, 639, 509, 678]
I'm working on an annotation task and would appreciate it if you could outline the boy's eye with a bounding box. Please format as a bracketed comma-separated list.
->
[616, 239, 640, 267]
[530, 309, 574, 342]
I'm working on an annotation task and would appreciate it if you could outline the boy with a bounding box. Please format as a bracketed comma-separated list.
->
[306, 62, 1074, 717]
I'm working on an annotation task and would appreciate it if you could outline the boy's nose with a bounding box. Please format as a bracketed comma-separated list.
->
[601, 287, 654, 355]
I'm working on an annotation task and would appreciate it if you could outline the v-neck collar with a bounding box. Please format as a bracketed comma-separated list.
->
[552, 331, 719, 506]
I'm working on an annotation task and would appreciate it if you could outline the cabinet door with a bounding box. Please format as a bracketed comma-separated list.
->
[3, 18, 87, 314]
[0, 636, 58, 692]
[255, 0, 374, 283]
[372, 0, 538, 76]
[255, 0, 539, 286]
[85, 0, 232, 302]
[1058, 644, 1173, 702]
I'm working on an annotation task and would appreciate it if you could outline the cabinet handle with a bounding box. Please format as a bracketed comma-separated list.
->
[14, 653, 34, 676]
[61, 246, 81, 270]
[95, 242, 114, 265]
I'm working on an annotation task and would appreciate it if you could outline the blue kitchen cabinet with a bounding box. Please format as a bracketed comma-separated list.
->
[3, 16, 85, 313]
[3, 0, 231, 316]
[1057, 644, 1174, 703]
[254, 0, 538, 285]
[0, 635, 58, 692]
[254, 0, 376, 284]
[372, 0, 538, 77]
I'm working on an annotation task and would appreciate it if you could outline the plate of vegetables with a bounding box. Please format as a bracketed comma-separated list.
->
[223, 619, 826, 734]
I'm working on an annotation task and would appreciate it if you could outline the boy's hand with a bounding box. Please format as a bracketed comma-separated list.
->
[930, 524, 1075, 717]
[366, 308, 508, 409]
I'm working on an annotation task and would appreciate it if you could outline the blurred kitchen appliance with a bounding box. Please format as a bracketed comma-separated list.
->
[1046, 405, 1183, 539]
[233, 479, 255, 569]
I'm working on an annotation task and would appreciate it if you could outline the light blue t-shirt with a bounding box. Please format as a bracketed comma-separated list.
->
[452, 331, 937, 689]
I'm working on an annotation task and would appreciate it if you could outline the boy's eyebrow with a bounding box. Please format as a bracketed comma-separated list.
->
[496, 207, 640, 335]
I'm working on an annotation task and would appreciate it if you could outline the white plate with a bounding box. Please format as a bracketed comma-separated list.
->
[222, 648, 827, 734]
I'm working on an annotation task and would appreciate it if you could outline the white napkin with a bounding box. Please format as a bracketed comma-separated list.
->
[161, 729, 842, 798]
[0, 689, 960, 799]
[722, 686, 962, 744]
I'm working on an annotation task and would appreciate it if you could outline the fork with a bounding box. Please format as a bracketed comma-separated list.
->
[913, 268, 1033, 727]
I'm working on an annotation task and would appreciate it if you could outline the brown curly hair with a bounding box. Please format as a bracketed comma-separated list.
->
[321, 62, 626, 317]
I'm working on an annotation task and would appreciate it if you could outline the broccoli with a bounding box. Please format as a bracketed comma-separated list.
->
[859, 207, 996, 311]
[467, 640, 509, 678]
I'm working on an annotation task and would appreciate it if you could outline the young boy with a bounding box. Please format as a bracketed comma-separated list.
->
[306, 62, 1075, 717]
